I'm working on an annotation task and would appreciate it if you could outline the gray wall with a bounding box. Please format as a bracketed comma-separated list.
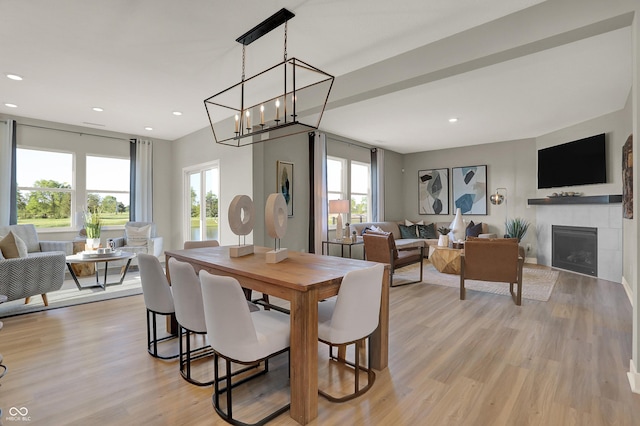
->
[401, 139, 537, 257]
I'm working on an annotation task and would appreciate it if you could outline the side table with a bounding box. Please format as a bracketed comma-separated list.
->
[429, 246, 463, 275]
[322, 238, 365, 259]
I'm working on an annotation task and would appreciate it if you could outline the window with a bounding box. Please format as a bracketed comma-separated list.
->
[327, 156, 371, 227]
[350, 161, 370, 224]
[86, 155, 130, 226]
[17, 148, 74, 228]
[184, 161, 219, 242]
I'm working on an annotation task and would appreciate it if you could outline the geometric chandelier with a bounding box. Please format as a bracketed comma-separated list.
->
[204, 8, 334, 147]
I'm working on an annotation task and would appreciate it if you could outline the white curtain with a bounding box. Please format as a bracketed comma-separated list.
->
[313, 132, 328, 254]
[134, 139, 153, 222]
[373, 147, 385, 221]
[0, 120, 13, 226]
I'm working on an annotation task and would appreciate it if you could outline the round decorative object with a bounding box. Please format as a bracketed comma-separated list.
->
[265, 193, 288, 239]
[228, 195, 255, 236]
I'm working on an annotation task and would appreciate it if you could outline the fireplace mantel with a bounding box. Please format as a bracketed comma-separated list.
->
[528, 194, 622, 205]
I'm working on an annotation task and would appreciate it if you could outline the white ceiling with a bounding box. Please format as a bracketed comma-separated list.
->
[0, 0, 633, 154]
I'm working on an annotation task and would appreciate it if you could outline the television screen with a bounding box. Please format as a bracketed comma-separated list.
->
[537, 133, 606, 189]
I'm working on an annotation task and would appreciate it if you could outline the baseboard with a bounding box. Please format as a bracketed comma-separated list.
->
[628, 360, 640, 394]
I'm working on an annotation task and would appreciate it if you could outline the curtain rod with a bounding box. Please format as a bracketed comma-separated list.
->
[325, 133, 373, 151]
[18, 123, 130, 142]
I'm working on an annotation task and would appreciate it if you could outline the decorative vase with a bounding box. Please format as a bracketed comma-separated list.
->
[86, 238, 100, 251]
[438, 235, 449, 247]
[449, 208, 465, 242]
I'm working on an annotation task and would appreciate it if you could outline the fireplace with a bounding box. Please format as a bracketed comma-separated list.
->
[552, 225, 597, 276]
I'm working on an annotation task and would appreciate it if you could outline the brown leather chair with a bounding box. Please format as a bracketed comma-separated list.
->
[363, 232, 424, 287]
[460, 238, 524, 305]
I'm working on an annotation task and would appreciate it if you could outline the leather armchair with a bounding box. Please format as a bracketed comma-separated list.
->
[460, 238, 524, 305]
[363, 232, 423, 287]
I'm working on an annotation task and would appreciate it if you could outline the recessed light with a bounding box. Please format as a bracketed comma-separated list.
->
[172, 111, 182, 116]
[6, 74, 23, 81]
[144, 126, 153, 131]
[92, 107, 104, 112]
[4, 103, 17, 108]
[448, 117, 458, 123]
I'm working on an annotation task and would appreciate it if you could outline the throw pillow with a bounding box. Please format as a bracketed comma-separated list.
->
[404, 219, 424, 226]
[361, 226, 372, 236]
[125, 224, 152, 247]
[466, 222, 483, 238]
[398, 224, 417, 239]
[369, 225, 382, 233]
[417, 223, 437, 239]
[0, 231, 28, 259]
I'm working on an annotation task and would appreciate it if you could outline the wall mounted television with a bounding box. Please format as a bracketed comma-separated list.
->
[537, 133, 606, 189]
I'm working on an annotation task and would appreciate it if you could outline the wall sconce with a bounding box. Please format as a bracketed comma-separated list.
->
[490, 187, 508, 233]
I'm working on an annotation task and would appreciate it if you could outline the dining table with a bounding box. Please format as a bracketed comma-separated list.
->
[164, 245, 390, 425]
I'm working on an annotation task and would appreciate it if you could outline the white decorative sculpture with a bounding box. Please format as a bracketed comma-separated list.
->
[449, 208, 465, 242]
[228, 195, 255, 257]
[265, 193, 288, 263]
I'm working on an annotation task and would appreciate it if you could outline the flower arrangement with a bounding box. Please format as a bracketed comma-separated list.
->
[84, 210, 102, 239]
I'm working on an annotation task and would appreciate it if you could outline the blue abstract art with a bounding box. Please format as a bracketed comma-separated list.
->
[452, 165, 487, 215]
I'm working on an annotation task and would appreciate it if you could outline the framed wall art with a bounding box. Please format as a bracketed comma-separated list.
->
[452, 165, 487, 215]
[418, 168, 449, 215]
[276, 160, 294, 217]
[623, 134, 633, 219]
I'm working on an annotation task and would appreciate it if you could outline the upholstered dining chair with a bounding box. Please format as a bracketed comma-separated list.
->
[363, 232, 424, 286]
[199, 270, 291, 426]
[460, 238, 525, 305]
[167, 258, 215, 386]
[183, 240, 220, 249]
[317, 263, 385, 402]
[137, 253, 178, 359]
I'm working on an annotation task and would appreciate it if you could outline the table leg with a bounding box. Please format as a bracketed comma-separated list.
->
[369, 267, 390, 370]
[289, 288, 318, 424]
[66, 263, 83, 290]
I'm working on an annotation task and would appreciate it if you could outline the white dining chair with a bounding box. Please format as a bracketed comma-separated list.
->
[317, 263, 385, 402]
[199, 270, 291, 425]
[183, 240, 220, 249]
[138, 253, 178, 360]
[167, 258, 215, 386]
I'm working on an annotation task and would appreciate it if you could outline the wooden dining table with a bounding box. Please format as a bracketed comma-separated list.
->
[164, 246, 390, 425]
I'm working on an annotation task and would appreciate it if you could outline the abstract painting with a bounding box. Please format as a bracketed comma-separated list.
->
[277, 160, 294, 217]
[623, 134, 633, 219]
[452, 165, 487, 215]
[418, 168, 449, 215]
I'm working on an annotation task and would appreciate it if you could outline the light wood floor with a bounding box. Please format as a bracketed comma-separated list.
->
[0, 267, 638, 425]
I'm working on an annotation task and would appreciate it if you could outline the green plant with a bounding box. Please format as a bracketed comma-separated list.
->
[505, 217, 530, 242]
[437, 226, 451, 236]
[85, 210, 102, 239]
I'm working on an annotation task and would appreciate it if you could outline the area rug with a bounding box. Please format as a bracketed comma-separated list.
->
[0, 270, 142, 318]
[394, 262, 559, 302]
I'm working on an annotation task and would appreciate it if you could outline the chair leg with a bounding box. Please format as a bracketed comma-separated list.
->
[41, 294, 49, 306]
[24, 297, 31, 305]
[146, 309, 179, 360]
[460, 260, 466, 300]
[320, 338, 377, 403]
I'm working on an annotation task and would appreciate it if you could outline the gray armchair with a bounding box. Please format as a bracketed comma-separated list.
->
[112, 222, 163, 264]
[0, 224, 70, 306]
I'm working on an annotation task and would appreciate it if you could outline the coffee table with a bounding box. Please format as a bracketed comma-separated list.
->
[429, 246, 463, 274]
[66, 251, 135, 290]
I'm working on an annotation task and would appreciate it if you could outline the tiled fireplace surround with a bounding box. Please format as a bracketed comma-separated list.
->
[535, 203, 622, 283]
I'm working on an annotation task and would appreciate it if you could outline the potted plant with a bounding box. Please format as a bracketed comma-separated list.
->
[437, 226, 451, 247]
[505, 217, 530, 242]
[85, 210, 102, 250]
